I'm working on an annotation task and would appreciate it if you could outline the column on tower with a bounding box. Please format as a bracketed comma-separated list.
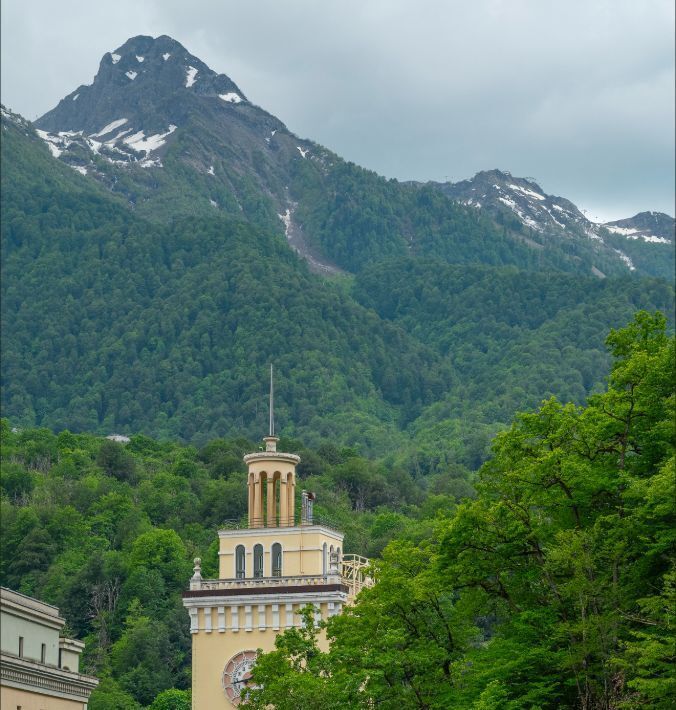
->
[266, 472, 277, 527]
[255, 472, 264, 527]
[279, 472, 289, 526]
[248, 472, 255, 527]
[287, 471, 295, 524]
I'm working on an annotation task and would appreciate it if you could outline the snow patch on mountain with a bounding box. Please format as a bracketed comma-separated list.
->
[35, 129, 63, 157]
[111, 53, 121, 64]
[219, 92, 242, 103]
[604, 225, 670, 244]
[278, 209, 292, 238]
[297, 147, 308, 158]
[72, 94, 79, 101]
[509, 183, 545, 201]
[91, 118, 129, 138]
[126, 71, 138, 81]
[136, 55, 144, 62]
[613, 249, 636, 270]
[185, 66, 198, 87]
[163, 53, 171, 61]
[123, 125, 176, 153]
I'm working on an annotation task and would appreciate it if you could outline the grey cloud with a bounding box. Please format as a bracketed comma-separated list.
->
[1, 0, 673, 219]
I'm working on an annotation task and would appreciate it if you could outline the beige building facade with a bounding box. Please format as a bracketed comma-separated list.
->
[0, 587, 98, 710]
[182, 434, 369, 708]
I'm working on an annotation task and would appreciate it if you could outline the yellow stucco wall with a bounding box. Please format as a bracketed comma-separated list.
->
[1, 685, 87, 710]
[188, 441, 349, 708]
[190, 606, 330, 708]
[218, 526, 344, 579]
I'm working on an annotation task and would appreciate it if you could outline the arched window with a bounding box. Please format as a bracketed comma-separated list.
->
[322, 542, 327, 576]
[235, 545, 246, 579]
[272, 543, 282, 577]
[254, 544, 264, 578]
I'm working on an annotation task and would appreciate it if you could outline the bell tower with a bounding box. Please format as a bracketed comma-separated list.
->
[182, 368, 370, 708]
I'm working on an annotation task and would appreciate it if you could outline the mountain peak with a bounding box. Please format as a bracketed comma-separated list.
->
[36, 35, 247, 136]
[603, 211, 674, 244]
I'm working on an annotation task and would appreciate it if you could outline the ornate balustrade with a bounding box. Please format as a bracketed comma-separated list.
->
[194, 573, 343, 592]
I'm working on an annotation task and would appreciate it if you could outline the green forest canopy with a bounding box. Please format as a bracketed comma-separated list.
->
[1, 312, 673, 709]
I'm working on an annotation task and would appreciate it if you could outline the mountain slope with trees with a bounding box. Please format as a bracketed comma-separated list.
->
[2, 104, 674, 457]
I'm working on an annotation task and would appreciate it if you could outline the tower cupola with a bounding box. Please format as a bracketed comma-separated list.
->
[243, 366, 299, 527]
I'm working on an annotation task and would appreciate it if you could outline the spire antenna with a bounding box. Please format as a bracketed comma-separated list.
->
[269, 364, 274, 437]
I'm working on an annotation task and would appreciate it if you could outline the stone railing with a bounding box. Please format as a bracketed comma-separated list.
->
[192, 573, 343, 592]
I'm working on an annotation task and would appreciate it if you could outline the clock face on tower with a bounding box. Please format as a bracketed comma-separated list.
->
[222, 650, 258, 705]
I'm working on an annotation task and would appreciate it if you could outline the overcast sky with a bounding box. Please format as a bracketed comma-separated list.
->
[1, 0, 674, 220]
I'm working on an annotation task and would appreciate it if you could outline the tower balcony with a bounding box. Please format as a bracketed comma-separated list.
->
[218, 513, 342, 534]
[186, 555, 373, 601]
[190, 572, 343, 593]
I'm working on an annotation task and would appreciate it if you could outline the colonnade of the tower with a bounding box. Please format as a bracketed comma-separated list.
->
[247, 469, 296, 527]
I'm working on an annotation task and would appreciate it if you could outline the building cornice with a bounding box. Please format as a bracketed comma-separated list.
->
[242, 451, 300, 465]
[0, 591, 65, 632]
[217, 525, 343, 541]
[0, 652, 98, 701]
[183, 582, 348, 600]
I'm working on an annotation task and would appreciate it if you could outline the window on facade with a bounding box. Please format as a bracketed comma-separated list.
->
[272, 543, 282, 577]
[322, 542, 327, 575]
[254, 544, 264, 578]
[18, 636, 24, 657]
[235, 545, 246, 579]
[41, 643, 46, 663]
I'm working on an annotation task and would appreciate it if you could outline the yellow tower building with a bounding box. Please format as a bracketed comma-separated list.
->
[182, 373, 369, 707]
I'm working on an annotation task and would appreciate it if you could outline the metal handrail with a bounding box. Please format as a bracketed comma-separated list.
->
[341, 554, 374, 598]
[219, 514, 343, 533]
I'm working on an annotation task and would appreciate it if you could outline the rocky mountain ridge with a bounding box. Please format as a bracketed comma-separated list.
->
[7, 34, 673, 280]
[604, 211, 674, 244]
[427, 169, 673, 274]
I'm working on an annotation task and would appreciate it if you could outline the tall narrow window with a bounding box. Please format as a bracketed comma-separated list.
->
[41, 643, 46, 663]
[18, 636, 24, 657]
[272, 543, 282, 577]
[322, 543, 327, 576]
[235, 545, 246, 579]
[254, 544, 264, 578]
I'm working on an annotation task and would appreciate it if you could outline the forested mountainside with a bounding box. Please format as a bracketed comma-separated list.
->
[2, 313, 673, 709]
[2, 106, 673, 459]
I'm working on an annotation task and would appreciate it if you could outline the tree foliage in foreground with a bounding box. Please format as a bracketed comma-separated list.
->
[244, 312, 675, 709]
